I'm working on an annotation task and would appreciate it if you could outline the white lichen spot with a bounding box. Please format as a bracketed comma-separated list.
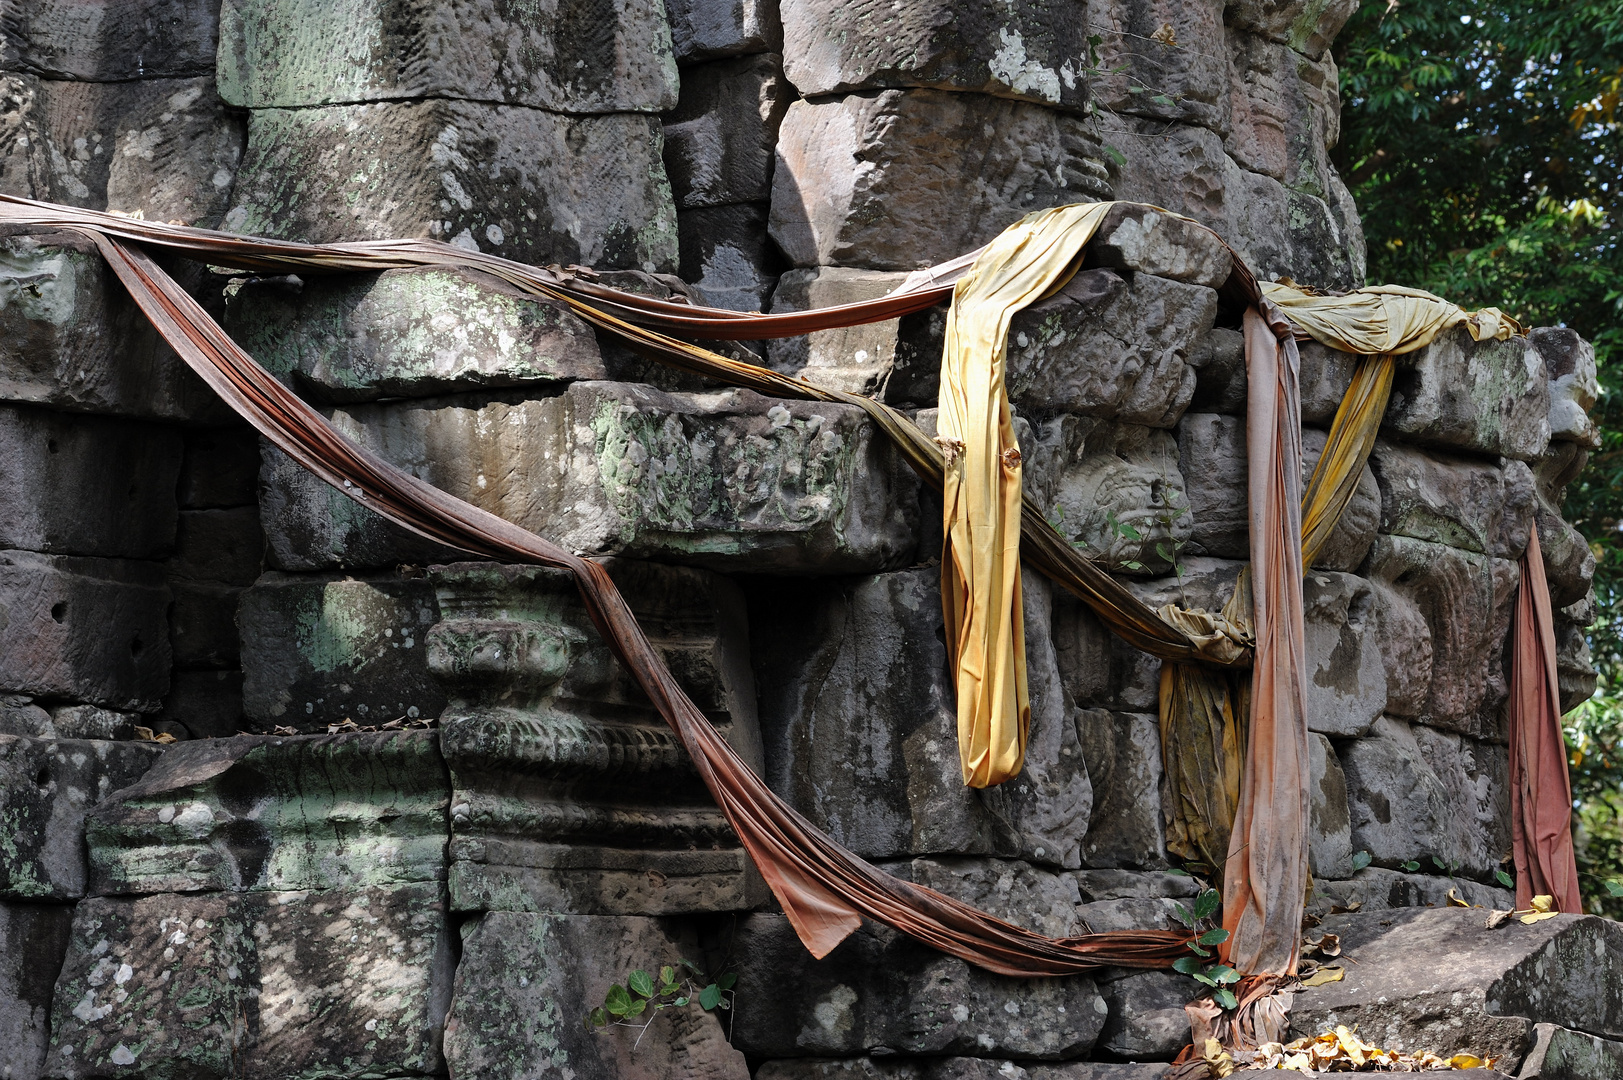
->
[113, 963, 133, 986]
[449, 229, 479, 252]
[952, 1003, 971, 1022]
[109, 1044, 136, 1066]
[989, 28, 1064, 103]
[486, 224, 505, 246]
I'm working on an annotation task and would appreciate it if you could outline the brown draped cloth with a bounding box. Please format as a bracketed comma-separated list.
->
[1509, 529, 1584, 914]
[35, 216, 1192, 975]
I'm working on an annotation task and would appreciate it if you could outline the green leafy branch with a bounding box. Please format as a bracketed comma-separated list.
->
[1170, 888, 1239, 1009]
[585, 961, 737, 1048]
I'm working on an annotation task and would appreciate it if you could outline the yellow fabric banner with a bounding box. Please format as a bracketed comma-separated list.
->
[938, 202, 1114, 787]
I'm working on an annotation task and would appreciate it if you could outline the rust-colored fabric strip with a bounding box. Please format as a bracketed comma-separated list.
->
[1509, 528, 1584, 914]
[74, 228, 1194, 975]
[1220, 305, 1311, 976]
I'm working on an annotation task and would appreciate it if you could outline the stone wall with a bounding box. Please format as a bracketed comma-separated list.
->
[0, 0, 1607, 1078]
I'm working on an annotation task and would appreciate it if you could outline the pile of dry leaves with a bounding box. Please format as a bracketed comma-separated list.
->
[1200, 1027, 1499, 1074]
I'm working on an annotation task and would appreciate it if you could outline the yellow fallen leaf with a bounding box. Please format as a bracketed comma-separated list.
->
[1451, 1053, 1486, 1068]
[1201, 1037, 1235, 1078]
[1447, 888, 1471, 907]
[1300, 966, 1345, 987]
[1530, 894, 1555, 912]
[1521, 910, 1561, 924]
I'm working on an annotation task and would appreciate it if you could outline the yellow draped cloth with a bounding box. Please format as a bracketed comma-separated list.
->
[938, 202, 1115, 787]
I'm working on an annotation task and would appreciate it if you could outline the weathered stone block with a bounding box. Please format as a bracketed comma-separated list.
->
[169, 581, 242, 668]
[1071, 868, 1199, 902]
[1225, 0, 1359, 58]
[663, 52, 789, 209]
[177, 426, 261, 510]
[730, 913, 1107, 1059]
[0, 551, 171, 711]
[1519, 1022, 1623, 1080]
[751, 567, 1091, 869]
[770, 90, 1110, 270]
[1384, 328, 1552, 461]
[0, 405, 181, 559]
[1075, 896, 1186, 932]
[156, 668, 246, 740]
[886, 857, 1083, 938]
[1339, 716, 1506, 879]
[1188, 327, 1246, 415]
[225, 265, 606, 403]
[1369, 440, 1534, 560]
[1075, 709, 1168, 869]
[0, 74, 244, 228]
[168, 507, 263, 587]
[1092, 968, 1194, 1060]
[1084, 203, 1233, 289]
[1223, 30, 1340, 192]
[260, 382, 922, 574]
[443, 912, 747, 1080]
[1364, 536, 1519, 739]
[0, 736, 162, 900]
[1308, 731, 1353, 878]
[45, 884, 454, 1080]
[46, 703, 137, 741]
[678, 201, 780, 312]
[430, 559, 766, 915]
[1088, 0, 1226, 130]
[0, 231, 227, 420]
[0, 900, 73, 1080]
[1289, 907, 1623, 1062]
[224, 101, 678, 270]
[1298, 341, 1359, 424]
[668, 0, 780, 61]
[218, 0, 677, 112]
[1308, 867, 1513, 915]
[781, 0, 1095, 113]
[1533, 327, 1600, 449]
[767, 266, 913, 394]
[237, 570, 444, 732]
[1302, 571, 1384, 737]
[0, 0, 219, 80]
[0, 695, 53, 738]
[85, 731, 449, 895]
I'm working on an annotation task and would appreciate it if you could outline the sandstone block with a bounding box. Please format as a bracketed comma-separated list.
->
[168, 581, 242, 668]
[85, 731, 450, 895]
[1555, 616, 1597, 715]
[218, 0, 677, 112]
[1092, 969, 1195, 1060]
[225, 265, 606, 403]
[767, 266, 912, 394]
[46, 703, 138, 741]
[168, 507, 263, 587]
[0, 74, 245, 228]
[886, 857, 1083, 938]
[678, 201, 781, 312]
[781, 0, 1095, 113]
[1084, 203, 1233, 288]
[177, 426, 261, 509]
[0, 231, 226, 420]
[1298, 341, 1360, 424]
[0, 696, 55, 738]
[1071, 868, 1200, 901]
[1302, 428, 1382, 572]
[770, 90, 1110, 270]
[1369, 439, 1534, 559]
[895, 269, 1212, 426]
[237, 571, 444, 732]
[1302, 571, 1384, 737]
[1225, 0, 1359, 58]
[0, 0, 219, 80]
[1339, 716, 1506, 879]
[224, 101, 678, 270]
[663, 52, 790, 209]
[667, 0, 780, 61]
[430, 559, 766, 915]
[730, 913, 1106, 1059]
[0, 900, 73, 1080]
[0, 736, 163, 900]
[156, 668, 246, 741]
[1309, 730, 1353, 878]
[45, 884, 454, 1080]
[1519, 1022, 1623, 1080]
[1384, 328, 1552, 461]
[750, 567, 1091, 868]
[0, 551, 171, 711]
[259, 382, 922, 574]
[1288, 907, 1623, 1063]
[1188, 327, 1246, 414]
[0, 405, 181, 559]
[443, 912, 747, 1080]
[1308, 867, 1513, 915]
[1076, 896, 1186, 932]
[1364, 536, 1519, 739]
[1533, 327, 1600, 448]
[1088, 0, 1226, 130]
[1075, 709, 1168, 869]
[1223, 31, 1339, 192]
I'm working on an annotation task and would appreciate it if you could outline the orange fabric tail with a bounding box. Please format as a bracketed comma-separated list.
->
[1509, 529, 1583, 913]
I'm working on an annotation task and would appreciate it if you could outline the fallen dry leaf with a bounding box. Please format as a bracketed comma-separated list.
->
[1299, 966, 1345, 987]
[1150, 21, 1179, 46]
[1486, 908, 1515, 929]
[1451, 1053, 1485, 1068]
[1446, 888, 1472, 908]
[132, 725, 175, 745]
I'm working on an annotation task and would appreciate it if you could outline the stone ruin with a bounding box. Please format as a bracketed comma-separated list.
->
[0, 0, 1618, 1078]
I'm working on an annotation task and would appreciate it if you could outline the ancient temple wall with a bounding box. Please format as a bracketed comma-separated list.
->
[0, 1, 1607, 1078]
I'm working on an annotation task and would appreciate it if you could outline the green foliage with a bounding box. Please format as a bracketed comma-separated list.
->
[1171, 888, 1237, 1009]
[585, 960, 736, 1040]
[1336, 0, 1623, 917]
[1350, 850, 1373, 872]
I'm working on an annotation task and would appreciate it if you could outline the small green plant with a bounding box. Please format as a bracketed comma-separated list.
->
[1496, 868, 1515, 889]
[1104, 509, 1146, 571]
[1351, 850, 1372, 872]
[585, 961, 737, 1046]
[1401, 860, 1421, 872]
[1171, 888, 1238, 1009]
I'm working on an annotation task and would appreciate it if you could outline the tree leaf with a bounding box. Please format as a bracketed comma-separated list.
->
[624, 998, 647, 1018]
[1194, 889, 1221, 920]
[1352, 850, 1373, 872]
[1173, 902, 1196, 927]
[1214, 988, 1238, 1010]
[605, 984, 633, 1017]
[588, 1007, 607, 1029]
[1186, 942, 1210, 958]
[673, 996, 690, 1007]
[1402, 860, 1421, 872]
[1103, 145, 1127, 168]
[660, 966, 676, 986]
[717, 973, 738, 991]
[1497, 868, 1516, 888]
[1606, 880, 1623, 897]
[1300, 966, 1346, 987]
[1198, 928, 1230, 946]
[699, 983, 722, 1010]
[1193, 972, 1217, 986]
[628, 969, 655, 999]
[1173, 956, 1203, 975]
